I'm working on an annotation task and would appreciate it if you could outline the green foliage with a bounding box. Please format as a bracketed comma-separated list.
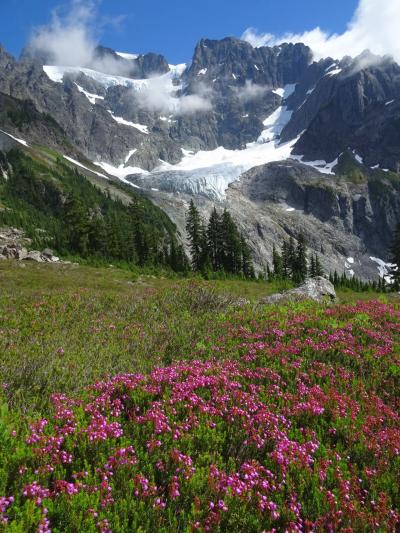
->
[272, 234, 322, 284]
[0, 150, 187, 271]
[389, 223, 400, 290]
[329, 270, 387, 293]
[186, 202, 255, 279]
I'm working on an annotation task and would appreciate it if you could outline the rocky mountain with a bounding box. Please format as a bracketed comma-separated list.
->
[0, 35, 400, 279]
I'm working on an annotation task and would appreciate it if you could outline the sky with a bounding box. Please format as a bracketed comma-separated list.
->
[1, 0, 360, 64]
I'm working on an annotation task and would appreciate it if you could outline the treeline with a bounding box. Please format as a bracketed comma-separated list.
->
[186, 201, 255, 278]
[266, 233, 391, 292]
[266, 234, 324, 283]
[0, 150, 188, 271]
[389, 223, 400, 291]
[328, 271, 388, 292]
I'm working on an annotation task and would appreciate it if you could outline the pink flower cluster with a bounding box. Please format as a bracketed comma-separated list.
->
[1, 300, 399, 531]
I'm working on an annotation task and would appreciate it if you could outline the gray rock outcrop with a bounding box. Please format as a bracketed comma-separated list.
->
[0, 227, 60, 263]
[259, 277, 336, 305]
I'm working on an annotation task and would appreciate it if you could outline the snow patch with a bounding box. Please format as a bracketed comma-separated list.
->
[385, 99, 395, 106]
[148, 85, 301, 199]
[108, 111, 149, 134]
[254, 64, 260, 71]
[370, 257, 395, 283]
[326, 68, 342, 77]
[352, 150, 364, 164]
[325, 63, 339, 72]
[291, 155, 339, 175]
[181, 148, 195, 157]
[63, 156, 109, 179]
[0, 129, 29, 147]
[44, 65, 141, 88]
[94, 161, 148, 185]
[198, 68, 207, 75]
[347, 257, 355, 264]
[74, 83, 104, 105]
[258, 106, 292, 143]
[272, 84, 296, 99]
[116, 51, 139, 60]
[124, 149, 137, 165]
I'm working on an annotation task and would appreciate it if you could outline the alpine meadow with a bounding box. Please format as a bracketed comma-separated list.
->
[0, 0, 399, 531]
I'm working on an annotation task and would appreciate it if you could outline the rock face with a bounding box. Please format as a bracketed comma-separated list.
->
[259, 277, 337, 305]
[0, 47, 181, 169]
[1, 37, 400, 279]
[22, 44, 171, 79]
[282, 52, 400, 168]
[0, 227, 60, 263]
[2, 40, 400, 172]
[184, 38, 313, 87]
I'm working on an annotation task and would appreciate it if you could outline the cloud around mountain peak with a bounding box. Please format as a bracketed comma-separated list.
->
[242, 0, 400, 64]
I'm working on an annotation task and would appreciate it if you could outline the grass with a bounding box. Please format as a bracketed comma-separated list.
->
[0, 262, 294, 413]
[0, 261, 398, 531]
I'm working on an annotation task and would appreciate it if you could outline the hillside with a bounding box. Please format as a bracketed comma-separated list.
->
[0, 146, 187, 271]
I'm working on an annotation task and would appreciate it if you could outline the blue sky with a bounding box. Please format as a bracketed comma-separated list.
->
[0, 0, 360, 63]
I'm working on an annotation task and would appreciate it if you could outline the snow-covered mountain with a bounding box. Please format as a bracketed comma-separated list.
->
[1, 37, 400, 279]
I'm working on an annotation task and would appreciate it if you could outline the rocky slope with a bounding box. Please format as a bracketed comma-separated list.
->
[0, 36, 400, 279]
[130, 157, 398, 279]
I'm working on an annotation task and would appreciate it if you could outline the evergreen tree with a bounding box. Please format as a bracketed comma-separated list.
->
[63, 194, 90, 256]
[282, 240, 291, 279]
[186, 200, 204, 271]
[207, 207, 223, 271]
[266, 264, 272, 281]
[199, 222, 211, 273]
[293, 234, 308, 284]
[272, 245, 283, 279]
[309, 253, 324, 278]
[169, 240, 189, 273]
[333, 270, 339, 286]
[220, 210, 242, 275]
[389, 223, 400, 290]
[240, 234, 255, 279]
[309, 253, 316, 278]
[315, 254, 324, 277]
[135, 222, 150, 266]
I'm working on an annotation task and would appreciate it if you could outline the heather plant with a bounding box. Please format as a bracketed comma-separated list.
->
[0, 268, 399, 532]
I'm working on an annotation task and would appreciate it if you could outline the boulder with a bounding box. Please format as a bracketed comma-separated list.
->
[16, 247, 28, 260]
[25, 250, 45, 262]
[42, 248, 54, 257]
[259, 277, 337, 305]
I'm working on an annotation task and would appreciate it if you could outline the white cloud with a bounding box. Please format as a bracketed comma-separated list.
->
[135, 76, 212, 115]
[29, 0, 98, 66]
[242, 0, 400, 64]
[28, 0, 133, 75]
[176, 94, 212, 114]
[235, 80, 268, 102]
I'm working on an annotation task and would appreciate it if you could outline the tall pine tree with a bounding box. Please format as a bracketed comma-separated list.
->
[241, 234, 255, 279]
[207, 207, 223, 271]
[389, 223, 400, 290]
[293, 233, 308, 284]
[186, 200, 204, 271]
[272, 244, 283, 279]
